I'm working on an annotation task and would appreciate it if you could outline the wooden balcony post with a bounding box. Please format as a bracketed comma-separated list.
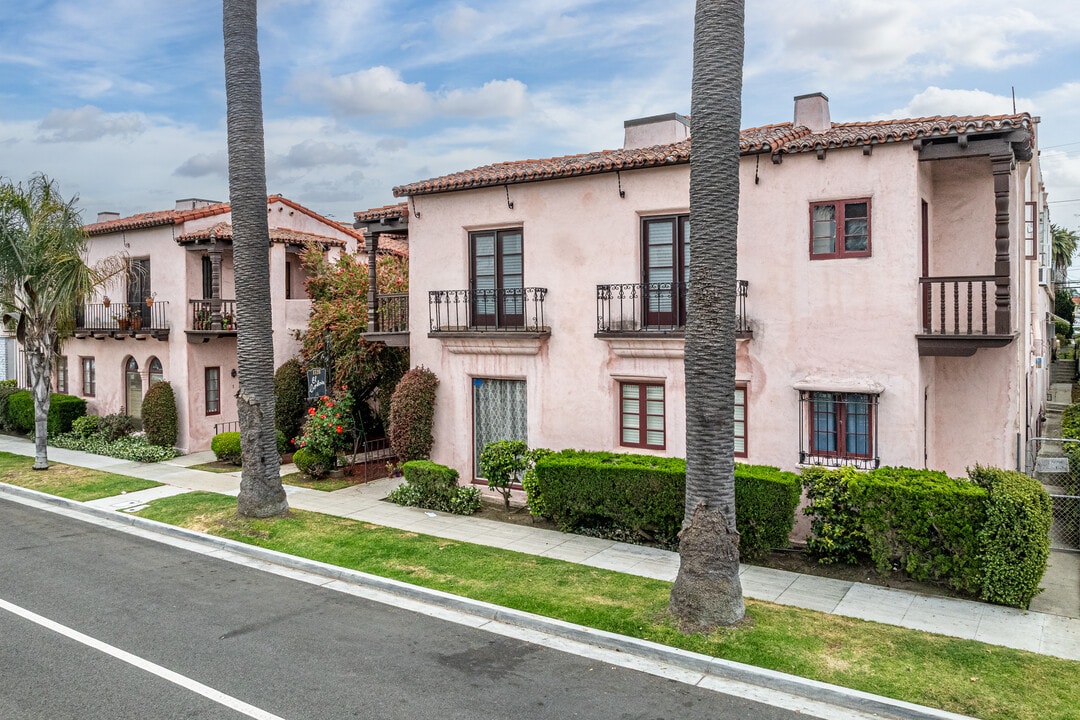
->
[365, 233, 379, 332]
[209, 233, 223, 331]
[991, 152, 1013, 335]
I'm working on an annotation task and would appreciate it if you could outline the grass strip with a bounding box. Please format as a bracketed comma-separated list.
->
[136, 491, 1079, 720]
[0, 452, 161, 501]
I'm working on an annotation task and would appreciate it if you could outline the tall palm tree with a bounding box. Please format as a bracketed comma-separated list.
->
[1052, 224, 1079, 282]
[0, 175, 126, 469]
[669, 0, 746, 631]
[223, 0, 288, 517]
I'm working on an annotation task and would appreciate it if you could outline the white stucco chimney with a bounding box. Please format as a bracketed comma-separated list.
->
[623, 113, 690, 149]
[96, 211, 120, 223]
[794, 92, 831, 133]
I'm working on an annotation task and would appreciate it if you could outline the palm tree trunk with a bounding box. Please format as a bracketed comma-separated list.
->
[669, 0, 746, 631]
[223, 0, 288, 517]
[27, 347, 51, 470]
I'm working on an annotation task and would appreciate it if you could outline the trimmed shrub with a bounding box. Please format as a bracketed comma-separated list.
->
[733, 464, 801, 561]
[971, 465, 1052, 607]
[0, 383, 20, 430]
[387, 460, 481, 515]
[800, 466, 869, 564]
[388, 367, 439, 462]
[274, 358, 308, 442]
[479, 439, 547, 510]
[211, 431, 242, 465]
[141, 381, 177, 448]
[98, 413, 135, 441]
[849, 467, 987, 595]
[293, 446, 334, 479]
[5, 390, 86, 435]
[50, 432, 177, 463]
[1059, 403, 1080, 492]
[521, 448, 554, 518]
[71, 414, 100, 439]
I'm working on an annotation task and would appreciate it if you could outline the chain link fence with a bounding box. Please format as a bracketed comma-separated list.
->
[1026, 437, 1080, 552]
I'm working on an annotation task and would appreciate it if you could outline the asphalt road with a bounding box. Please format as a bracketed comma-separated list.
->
[0, 498, 816, 720]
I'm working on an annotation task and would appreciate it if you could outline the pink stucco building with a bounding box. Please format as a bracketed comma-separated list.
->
[363, 93, 1053, 481]
[55, 195, 373, 452]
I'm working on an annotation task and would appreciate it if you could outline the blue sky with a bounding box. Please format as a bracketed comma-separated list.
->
[1, 0, 1078, 245]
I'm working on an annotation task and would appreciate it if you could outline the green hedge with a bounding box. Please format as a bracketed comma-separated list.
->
[142, 381, 177, 448]
[0, 384, 21, 430]
[849, 467, 987, 595]
[529, 450, 799, 559]
[387, 460, 481, 515]
[971, 465, 1052, 607]
[293, 446, 334, 478]
[802, 464, 1053, 607]
[4, 390, 86, 435]
[1059, 403, 1080, 493]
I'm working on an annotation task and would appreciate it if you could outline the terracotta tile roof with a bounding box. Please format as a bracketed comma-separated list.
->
[374, 233, 409, 258]
[176, 221, 346, 248]
[392, 113, 1032, 197]
[353, 202, 408, 223]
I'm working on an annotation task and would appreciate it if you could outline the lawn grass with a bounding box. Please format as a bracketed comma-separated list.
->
[0, 452, 161, 501]
[188, 461, 241, 474]
[279, 471, 376, 492]
[136, 491, 1080, 720]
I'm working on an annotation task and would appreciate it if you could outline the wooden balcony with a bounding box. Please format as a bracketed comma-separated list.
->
[595, 280, 751, 339]
[917, 275, 1014, 356]
[362, 292, 409, 347]
[73, 301, 169, 340]
[186, 299, 238, 343]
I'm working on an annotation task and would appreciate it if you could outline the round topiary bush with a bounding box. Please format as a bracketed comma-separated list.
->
[388, 367, 439, 462]
[141, 381, 178, 448]
[293, 446, 334, 479]
[274, 358, 308, 444]
[211, 431, 242, 465]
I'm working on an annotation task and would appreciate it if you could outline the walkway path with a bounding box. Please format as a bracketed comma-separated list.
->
[1, 435, 1077, 662]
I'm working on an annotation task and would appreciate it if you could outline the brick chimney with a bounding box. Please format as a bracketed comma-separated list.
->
[794, 92, 831, 133]
[623, 113, 690, 149]
[96, 211, 120, 223]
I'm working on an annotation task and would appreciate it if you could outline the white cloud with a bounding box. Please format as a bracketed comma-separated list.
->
[439, 79, 530, 118]
[883, 87, 1034, 119]
[174, 150, 227, 179]
[37, 106, 146, 142]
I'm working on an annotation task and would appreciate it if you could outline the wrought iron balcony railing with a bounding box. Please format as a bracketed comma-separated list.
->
[74, 301, 169, 335]
[596, 280, 750, 336]
[190, 299, 237, 332]
[429, 288, 548, 333]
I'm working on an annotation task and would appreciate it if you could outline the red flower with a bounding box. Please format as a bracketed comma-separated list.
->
[319, 414, 326, 419]
[336, 426, 342, 433]
[290, 438, 296, 445]
[308, 408, 315, 415]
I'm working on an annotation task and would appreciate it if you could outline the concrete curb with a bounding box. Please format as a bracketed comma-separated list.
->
[1, 482, 975, 720]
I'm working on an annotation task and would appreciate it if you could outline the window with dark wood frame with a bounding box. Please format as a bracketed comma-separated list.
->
[620, 381, 665, 450]
[734, 384, 748, 458]
[642, 215, 690, 328]
[810, 199, 871, 260]
[470, 228, 524, 327]
[205, 367, 221, 416]
[55, 356, 68, 394]
[809, 392, 874, 459]
[202, 256, 213, 300]
[80, 357, 95, 397]
[285, 259, 293, 299]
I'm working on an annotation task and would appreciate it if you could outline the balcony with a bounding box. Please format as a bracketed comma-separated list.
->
[74, 301, 170, 340]
[595, 280, 751, 338]
[917, 276, 1014, 356]
[429, 288, 548, 334]
[362, 292, 409, 347]
[187, 299, 237, 342]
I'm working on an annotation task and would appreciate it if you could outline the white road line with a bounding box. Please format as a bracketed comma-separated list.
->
[0, 597, 287, 720]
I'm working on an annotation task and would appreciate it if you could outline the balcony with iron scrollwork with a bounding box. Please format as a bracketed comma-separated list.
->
[595, 280, 751, 337]
[427, 287, 549, 354]
[73, 301, 170, 341]
[916, 276, 1014, 356]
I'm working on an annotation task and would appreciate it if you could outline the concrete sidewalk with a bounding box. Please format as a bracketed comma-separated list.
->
[2, 434, 1078, 662]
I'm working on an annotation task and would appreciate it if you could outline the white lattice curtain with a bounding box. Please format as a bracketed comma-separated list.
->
[473, 378, 527, 478]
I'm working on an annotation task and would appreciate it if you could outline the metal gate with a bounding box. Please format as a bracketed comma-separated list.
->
[1025, 437, 1080, 552]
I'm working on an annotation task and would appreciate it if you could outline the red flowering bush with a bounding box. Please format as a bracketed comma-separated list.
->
[388, 367, 439, 462]
[294, 391, 355, 465]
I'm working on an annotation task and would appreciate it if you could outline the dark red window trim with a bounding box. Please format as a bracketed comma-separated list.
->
[619, 381, 665, 450]
[809, 198, 872, 260]
[205, 366, 221, 416]
[734, 383, 748, 458]
[808, 392, 874, 459]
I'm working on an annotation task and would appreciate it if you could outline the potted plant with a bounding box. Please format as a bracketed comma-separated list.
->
[129, 308, 143, 331]
[194, 308, 212, 330]
[114, 313, 129, 331]
[222, 311, 235, 330]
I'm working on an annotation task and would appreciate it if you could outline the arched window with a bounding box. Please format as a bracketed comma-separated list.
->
[148, 357, 164, 387]
[125, 357, 143, 419]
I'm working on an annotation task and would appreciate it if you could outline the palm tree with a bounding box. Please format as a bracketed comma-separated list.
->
[1052, 224, 1079, 282]
[223, 0, 288, 517]
[0, 175, 126, 469]
[669, 0, 746, 631]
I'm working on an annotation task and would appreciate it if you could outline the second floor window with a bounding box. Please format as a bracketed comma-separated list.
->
[810, 199, 871, 260]
[642, 215, 689, 329]
[470, 228, 523, 327]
